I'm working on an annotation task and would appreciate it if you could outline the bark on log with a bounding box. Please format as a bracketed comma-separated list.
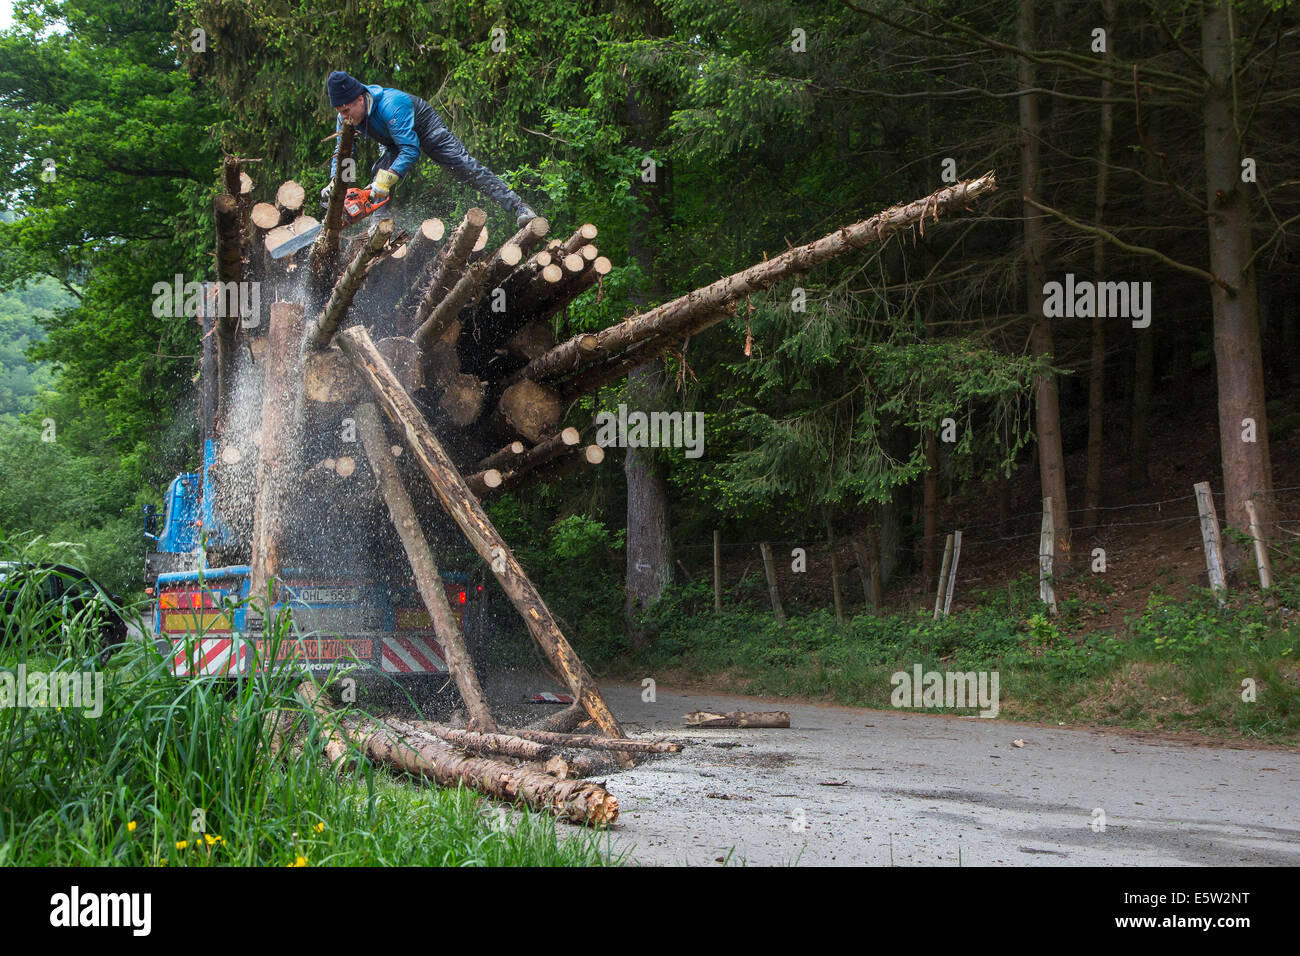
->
[476, 440, 526, 473]
[479, 427, 579, 478]
[249, 303, 304, 604]
[389, 718, 550, 760]
[560, 223, 598, 256]
[336, 325, 629, 747]
[413, 260, 490, 350]
[525, 701, 584, 733]
[494, 379, 564, 444]
[296, 680, 357, 767]
[374, 336, 423, 395]
[527, 175, 998, 383]
[407, 208, 486, 339]
[355, 402, 497, 733]
[502, 216, 550, 259]
[311, 124, 355, 271]
[481, 445, 604, 499]
[304, 218, 394, 350]
[684, 710, 790, 728]
[556, 307, 735, 401]
[505, 728, 683, 754]
[352, 714, 619, 826]
[530, 257, 611, 324]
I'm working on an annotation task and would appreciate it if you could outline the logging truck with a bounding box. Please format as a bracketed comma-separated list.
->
[143, 455, 478, 679]
[141, 279, 479, 680]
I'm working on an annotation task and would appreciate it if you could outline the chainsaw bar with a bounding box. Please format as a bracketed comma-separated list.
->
[268, 222, 324, 259]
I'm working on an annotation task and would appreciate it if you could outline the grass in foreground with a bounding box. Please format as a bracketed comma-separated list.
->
[0, 551, 621, 867]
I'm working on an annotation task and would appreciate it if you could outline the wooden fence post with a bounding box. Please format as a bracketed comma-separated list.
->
[713, 530, 722, 613]
[1194, 481, 1227, 605]
[1039, 497, 1058, 615]
[933, 533, 954, 620]
[943, 530, 962, 617]
[1243, 497, 1274, 603]
[758, 541, 786, 623]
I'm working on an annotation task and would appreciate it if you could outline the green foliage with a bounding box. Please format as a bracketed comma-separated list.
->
[0, 550, 619, 866]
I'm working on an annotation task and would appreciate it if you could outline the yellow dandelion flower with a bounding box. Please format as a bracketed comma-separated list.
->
[127, 821, 137, 832]
[204, 833, 222, 845]
[293, 855, 307, 867]
[175, 840, 188, 850]
[313, 822, 325, 833]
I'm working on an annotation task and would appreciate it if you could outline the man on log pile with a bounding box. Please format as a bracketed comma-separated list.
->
[323, 70, 538, 227]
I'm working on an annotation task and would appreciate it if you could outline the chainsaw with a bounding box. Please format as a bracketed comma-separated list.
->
[268, 186, 390, 259]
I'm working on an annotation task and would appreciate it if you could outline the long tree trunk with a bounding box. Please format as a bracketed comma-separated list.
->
[1019, 0, 1071, 560]
[353, 402, 496, 733]
[622, 45, 675, 649]
[1082, 0, 1116, 531]
[1201, 0, 1274, 542]
[336, 325, 629, 746]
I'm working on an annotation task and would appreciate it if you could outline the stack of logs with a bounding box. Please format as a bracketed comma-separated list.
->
[208, 140, 998, 825]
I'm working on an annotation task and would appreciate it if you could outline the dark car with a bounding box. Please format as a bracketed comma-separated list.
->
[0, 561, 129, 658]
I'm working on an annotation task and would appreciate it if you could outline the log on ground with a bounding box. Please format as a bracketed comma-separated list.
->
[683, 710, 791, 728]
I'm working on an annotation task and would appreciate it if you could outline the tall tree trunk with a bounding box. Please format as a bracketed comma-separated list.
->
[621, 6, 674, 647]
[1082, 0, 1116, 531]
[1201, 1, 1274, 541]
[1019, 0, 1071, 559]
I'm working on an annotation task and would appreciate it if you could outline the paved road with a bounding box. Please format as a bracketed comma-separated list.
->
[595, 683, 1300, 866]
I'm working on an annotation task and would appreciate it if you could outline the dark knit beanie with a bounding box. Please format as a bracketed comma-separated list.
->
[327, 71, 366, 107]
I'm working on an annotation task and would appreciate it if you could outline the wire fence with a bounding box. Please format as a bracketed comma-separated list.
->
[684, 481, 1300, 618]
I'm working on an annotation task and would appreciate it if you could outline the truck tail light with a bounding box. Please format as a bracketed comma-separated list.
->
[457, 590, 467, 605]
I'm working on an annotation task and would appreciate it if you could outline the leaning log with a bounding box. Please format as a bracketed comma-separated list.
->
[336, 325, 630, 746]
[310, 123, 356, 274]
[472, 427, 578, 484]
[683, 710, 791, 728]
[303, 218, 394, 351]
[524, 173, 999, 384]
[413, 260, 490, 351]
[407, 208, 486, 340]
[355, 403, 497, 732]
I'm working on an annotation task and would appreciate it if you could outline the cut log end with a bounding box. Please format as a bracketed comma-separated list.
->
[422, 218, 446, 241]
[276, 180, 306, 211]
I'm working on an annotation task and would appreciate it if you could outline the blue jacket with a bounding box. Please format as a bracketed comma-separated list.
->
[331, 84, 421, 179]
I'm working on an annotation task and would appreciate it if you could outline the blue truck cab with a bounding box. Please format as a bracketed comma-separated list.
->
[145, 440, 474, 678]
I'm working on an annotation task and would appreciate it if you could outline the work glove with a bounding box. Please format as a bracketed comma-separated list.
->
[514, 203, 538, 229]
[369, 168, 401, 200]
[319, 182, 333, 207]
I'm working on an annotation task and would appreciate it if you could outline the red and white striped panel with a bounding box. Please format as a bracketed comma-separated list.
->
[169, 638, 250, 677]
[380, 635, 448, 674]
